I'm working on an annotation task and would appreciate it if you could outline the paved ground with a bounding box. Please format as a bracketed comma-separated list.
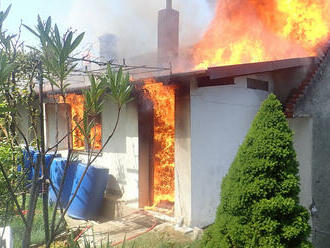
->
[65, 206, 165, 246]
[63, 196, 203, 247]
[64, 206, 202, 247]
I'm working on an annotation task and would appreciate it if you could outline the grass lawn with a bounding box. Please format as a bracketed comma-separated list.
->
[9, 195, 66, 247]
[62, 225, 202, 248]
[120, 231, 201, 248]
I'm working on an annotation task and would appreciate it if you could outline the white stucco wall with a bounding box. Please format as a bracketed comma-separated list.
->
[45, 104, 70, 150]
[78, 100, 139, 207]
[189, 80, 270, 227]
[288, 118, 313, 211]
[17, 103, 38, 144]
[47, 99, 140, 208]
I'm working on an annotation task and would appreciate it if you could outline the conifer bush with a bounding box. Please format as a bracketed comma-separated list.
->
[201, 94, 312, 248]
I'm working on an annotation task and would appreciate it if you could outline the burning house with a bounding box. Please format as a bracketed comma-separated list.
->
[39, 0, 330, 247]
[42, 56, 317, 227]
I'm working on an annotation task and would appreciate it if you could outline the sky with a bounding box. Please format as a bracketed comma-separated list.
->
[1, 0, 215, 60]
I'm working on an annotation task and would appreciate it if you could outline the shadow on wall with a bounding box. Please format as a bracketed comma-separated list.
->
[116, 162, 127, 186]
[98, 174, 124, 222]
[106, 174, 123, 196]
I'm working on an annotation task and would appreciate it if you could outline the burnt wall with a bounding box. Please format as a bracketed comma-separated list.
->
[175, 82, 192, 226]
[294, 53, 330, 248]
[272, 67, 309, 103]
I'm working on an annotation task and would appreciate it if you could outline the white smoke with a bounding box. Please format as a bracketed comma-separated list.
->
[66, 0, 214, 60]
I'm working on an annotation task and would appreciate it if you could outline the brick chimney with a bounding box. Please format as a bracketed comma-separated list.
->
[158, 0, 179, 66]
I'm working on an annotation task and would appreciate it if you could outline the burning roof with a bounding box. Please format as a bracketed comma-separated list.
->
[193, 0, 330, 69]
[39, 0, 330, 94]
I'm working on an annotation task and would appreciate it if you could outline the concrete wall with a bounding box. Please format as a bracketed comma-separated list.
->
[288, 118, 313, 211]
[175, 84, 192, 226]
[294, 56, 330, 248]
[189, 79, 269, 227]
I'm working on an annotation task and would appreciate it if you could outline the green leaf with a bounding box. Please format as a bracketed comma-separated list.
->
[0, 106, 14, 113]
[23, 24, 40, 38]
[70, 32, 85, 54]
[44, 75, 60, 88]
[53, 24, 62, 49]
[45, 16, 52, 34]
[32, 16, 84, 94]
[0, 4, 11, 24]
[63, 31, 73, 58]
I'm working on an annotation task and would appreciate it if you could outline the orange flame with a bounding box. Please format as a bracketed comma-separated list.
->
[193, 0, 330, 69]
[90, 123, 102, 150]
[57, 94, 102, 150]
[143, 79, 176, 206]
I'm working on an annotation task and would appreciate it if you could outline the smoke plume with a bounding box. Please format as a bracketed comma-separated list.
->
[67, 0, 214, 61]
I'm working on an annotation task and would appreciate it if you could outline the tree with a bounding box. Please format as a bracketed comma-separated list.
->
[201, 94, 312, 248]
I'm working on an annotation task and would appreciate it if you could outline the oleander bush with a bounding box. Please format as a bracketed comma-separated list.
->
[0, 141, 22, 225]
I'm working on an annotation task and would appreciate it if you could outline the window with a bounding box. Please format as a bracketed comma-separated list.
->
[247, 78, 269, 91]
[54, 94, 102, 151]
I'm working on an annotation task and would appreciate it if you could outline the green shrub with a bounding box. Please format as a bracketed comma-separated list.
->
[201, 94, 312, 248]
[0, 140, 22, 225]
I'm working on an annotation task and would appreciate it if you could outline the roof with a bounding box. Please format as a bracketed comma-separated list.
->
[207, 57, 314, 80]
[41, 56, 315, 94]
[155, 57, 314, 87]
[39, 74, 92, 95]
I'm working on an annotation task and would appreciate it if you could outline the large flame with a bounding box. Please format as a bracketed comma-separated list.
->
[193, 0, 330, 69]
[57, 94, 102, 150]
[143, 79, 176, 207]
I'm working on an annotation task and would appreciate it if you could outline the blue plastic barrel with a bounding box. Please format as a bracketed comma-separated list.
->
[49, 158, 78, 208]
[68, 163, 109, 220]
[18, 149, 35, 180]
[32, 152, 61, 178]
